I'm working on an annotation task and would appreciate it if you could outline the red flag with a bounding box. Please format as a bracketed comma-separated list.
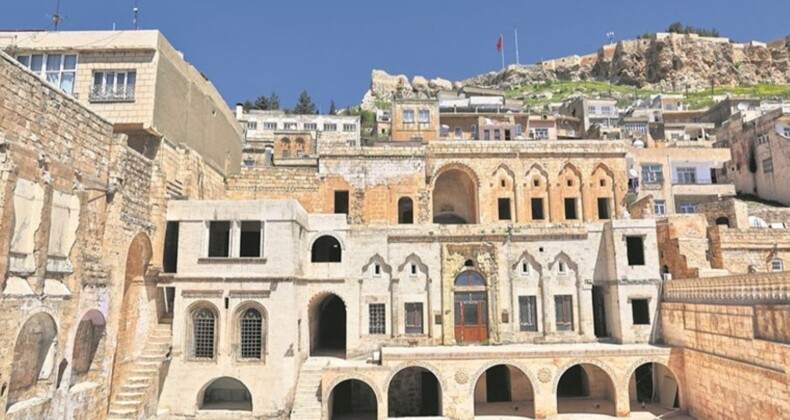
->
[496, 35, 503, 53]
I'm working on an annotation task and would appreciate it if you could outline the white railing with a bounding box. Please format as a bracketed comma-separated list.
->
[90, 84, 135, 102]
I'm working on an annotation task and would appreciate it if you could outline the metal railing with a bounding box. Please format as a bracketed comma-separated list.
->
[89, 84, 135, 102]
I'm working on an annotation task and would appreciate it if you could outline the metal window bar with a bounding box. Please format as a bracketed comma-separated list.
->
[90, 84, 136, 102]
[193, 309, 215, 359]
[240, 309, 263, 359]
[369, 304, 386, 335]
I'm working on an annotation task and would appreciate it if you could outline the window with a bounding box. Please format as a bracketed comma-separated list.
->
[597, 198, 610, 220]
[757, 134, 769, 144]
[239, 309, 263, 359]
[534, 128, 549, 139]
[566, 179, 573, 187]
[311, 235, 342, 262]
[373, 264, 382, 277]
[518, 296, 538, 332]
[18, 53, 77, 94]
[763, 158, 774, 173]
[323, 123, 337, 131]
[334, 190, 349, 214]
[193, 309, 216, 359]
[208, 221, 231, 257]
[515, 124, 522, 137]
[626, 236, 645, 266]
[557, 261, 567, 275]
[405, 303, 423, 334]
[554, 295, 573, 331]
[631, 299, 650, 325]
[531, 198, 545, 220]
[504, 129, 512, 141]
[453, 127, 462, 139]
[303, 122, 317, 130]
[369, 304, 386, 334]
[494, 130, 501, 141]
[239, 221, 262, 257]
[409, 263, 418, 276]
[163, 222, 179, 273]
[564, 198, 578, 220]
[483, 130, 491, 141]
[533, 179, 540, 188]
[601, 105, 613, 115]
[343, 123, 356, 132]
[440, 126, 449, 137]
[679, 202, 698, 214]
[498, 198, 511, 220]
[784, 128, 790, 138]
[653, 200, 666, 215]
[771, 258, 784, 272]
[403, 110, 415, 123]
[471, 124, 478, 138]
[587, 105, 596, 114]
[284, 122, 297, 130]
[520, 261, 530, 275]
[263, 122, 277, 130]
[675, 167, 697, 184]
[398, 197, 413, 224]
[418, 109, 430, 123]
[641, 164, 663, 183]
[246, 121, 257, 130]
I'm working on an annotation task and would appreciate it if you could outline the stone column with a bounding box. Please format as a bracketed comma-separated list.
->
[540, 275, 552, 336]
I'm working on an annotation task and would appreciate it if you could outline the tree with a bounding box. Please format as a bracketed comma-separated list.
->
[249, 91, 280, 110]
[242, 100, 254, 110]
[294, 90, 317, 115]
[666, 22, 720, 38]
[328, 100, 337, 115]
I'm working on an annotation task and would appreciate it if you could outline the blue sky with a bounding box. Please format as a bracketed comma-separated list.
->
[2, 1, 789, 110]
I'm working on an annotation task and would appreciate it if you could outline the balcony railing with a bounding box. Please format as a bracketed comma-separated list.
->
[89, 84, 136, 102]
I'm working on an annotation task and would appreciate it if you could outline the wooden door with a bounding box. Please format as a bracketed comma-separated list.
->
[454, 293, 488, 343]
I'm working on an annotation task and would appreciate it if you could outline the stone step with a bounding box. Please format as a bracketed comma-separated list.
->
[111, 400, 140, 408]
[108, 408, 137, 416]
[116, 391, 147, 401]
[123, 383, 149, 392]
[127, 376, 152, 385]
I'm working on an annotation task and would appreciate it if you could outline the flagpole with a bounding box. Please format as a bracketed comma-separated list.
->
[500, 33, 505, 70]
[514, 26, 520, 65]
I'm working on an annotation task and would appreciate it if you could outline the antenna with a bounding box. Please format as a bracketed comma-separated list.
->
[51, 0, 64, 31]
[606, 31, 615, 45]
[514, 25, 521, 65]
[133, 0, 139, 30]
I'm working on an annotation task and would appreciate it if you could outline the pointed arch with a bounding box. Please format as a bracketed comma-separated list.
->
[558, 161, 582, 178]
[491, 163, 516, 179]
[397, 252, 429, 275]
[511, 250, 543, 275]
[361, 253, 393, 276]
[549, 251, 580, 276]
[525, 162, 549, 180]
[592, 161, 615, 178]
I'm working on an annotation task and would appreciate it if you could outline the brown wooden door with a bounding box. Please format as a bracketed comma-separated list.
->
[454, 293, 488, 343]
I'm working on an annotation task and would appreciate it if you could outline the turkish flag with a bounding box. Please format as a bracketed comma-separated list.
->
[496, 35, 503, 52]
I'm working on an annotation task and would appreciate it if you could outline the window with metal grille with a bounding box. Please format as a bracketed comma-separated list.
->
[240, 309, 263, 359]
[369, 304, 386, 335]
[193, 309, 216, 359]
[554, 295, 573, 331]
[519, 296, 538, 332]
[405, 303, 423, 334]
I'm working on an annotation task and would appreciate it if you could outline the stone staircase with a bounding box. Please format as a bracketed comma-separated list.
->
[107, 323, 172, 420]
[290, 357, 333, 420]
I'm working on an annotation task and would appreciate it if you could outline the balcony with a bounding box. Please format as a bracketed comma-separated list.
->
[671, 179, 735, 196]
[89, 84, 135, 103]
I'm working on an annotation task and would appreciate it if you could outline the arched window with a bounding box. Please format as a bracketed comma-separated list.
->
[311, 235, 342, 262]
[455, 270, 485, 286]
[716, 216, 730, 227]
[193, 308, 216, 359]
[398, 197, 414, 224]
[240, 309, 263, 359]
[771, 258, 784, 272]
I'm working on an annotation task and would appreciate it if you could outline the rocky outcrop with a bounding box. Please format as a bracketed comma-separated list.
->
[362, 33, 790, 109]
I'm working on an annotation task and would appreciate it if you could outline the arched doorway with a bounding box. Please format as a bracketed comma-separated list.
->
[199, 377, 252, 411]
[110, 233, 152, 402]
[398, 197, 414, 224]
[388, 367, 442, 417]
[6, 312, 58, 409]
[309, 293, 346, 357]
[629, 362, 680, 416]
[311, 235, 342, 262]
[474, 364, 534, 418]
[715, 216, 730, 227]
[71, 310, 106, 386]
[329, 379, 377, 419]
[433, 168, 478, 224]
[556, 364, 616, 416]
[454, 270, 488, 343]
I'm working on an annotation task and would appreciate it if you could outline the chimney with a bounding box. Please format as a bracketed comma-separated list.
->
[235, 103, 244, 120]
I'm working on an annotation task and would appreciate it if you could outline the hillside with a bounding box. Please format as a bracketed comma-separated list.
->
[361, 32, 790, 110]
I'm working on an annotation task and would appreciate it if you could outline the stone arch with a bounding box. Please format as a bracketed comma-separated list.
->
[554, 360, 618, 416]
[558, 163, 583, 221]
[491, 163, 516, 183]
[310, 234, 344, 263]
[591, 162, 616, 220]
[6, 311, 59, 409]
[397, 253, 429, 276]
[432, 163, 479, 224]
[526, 163, 549, 181]
[469, 359, 540, 396]
[553, 359, 619, 393]
[471, 361, 536, 417]
[361, 253, 393, 276]
[716, 216, 730, 227]
[525, 163, 550, 221]
[232, 301, 267, 361]
[70, 309, 107, 386]
[511, 250, 543, 276]
[308, 292, 347, 357]
[185, 301, 221, 360]
[397, 196, 414, 224]
[321, 374, 384, 419]
[625, 358, 683, 410]
[386, 363, 444, 417]
[548, 251, 580, 277]
[197, 376, 252, 411]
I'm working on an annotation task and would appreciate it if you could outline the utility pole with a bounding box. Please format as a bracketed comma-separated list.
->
[51, 0, 64, 31]
[133, 1, 139, 30]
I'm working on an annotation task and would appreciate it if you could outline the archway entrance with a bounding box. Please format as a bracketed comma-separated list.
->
[474, 364, 535, 418]
[454, 270, 488, 343]
[557, 364, 616, 416]
[388, 367, 442, 417]
[433, 168, 478, 224]
[329, 379, 377, 420]
[200, 377, 252, 411]
[6, 313, 58, 409]
[629, 362, 680, 416]
[309, 293, 346, 357]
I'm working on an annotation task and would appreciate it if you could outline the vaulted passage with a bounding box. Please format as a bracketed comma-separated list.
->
[329, 379, 377, 419]
[309, 293, 346, 357]
[7, 312, 58, 409]
[433, 168, 478, 224]
[200, 377, 252, 411]
[388, 367, 442, 417]
[629, 362, 680, 416]
[557, 364, 616, 416]
[474, 364, 534, 418]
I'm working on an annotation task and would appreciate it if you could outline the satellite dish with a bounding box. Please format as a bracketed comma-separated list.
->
[628, 168, 639, 178]
[632, 139, 645, 149]
[748, 216, 768, 229]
